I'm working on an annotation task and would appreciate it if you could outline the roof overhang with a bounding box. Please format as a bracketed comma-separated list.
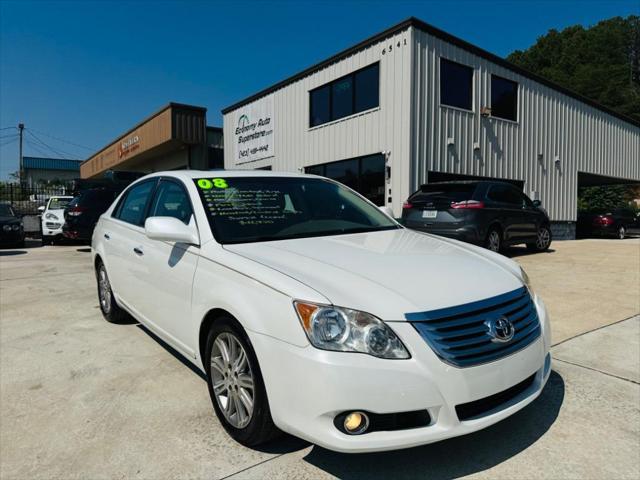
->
[81, 103, 207, 179]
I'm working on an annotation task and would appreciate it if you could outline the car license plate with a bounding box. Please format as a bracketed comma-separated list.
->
[422, 210, 437, 219]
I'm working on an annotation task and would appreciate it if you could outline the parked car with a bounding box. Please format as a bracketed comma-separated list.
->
[402, 181, 552, 253]
[39, 195, 74, 245]
[576, 208, 637, 239]
[63, 187, 120, 242]
[92, 171, 551, 453]
[0, 203, 25, 248]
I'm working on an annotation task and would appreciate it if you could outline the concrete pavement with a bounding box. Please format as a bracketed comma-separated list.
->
[1, 239, 638, 479]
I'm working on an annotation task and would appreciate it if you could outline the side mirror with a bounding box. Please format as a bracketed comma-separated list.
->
[378, 205, 394, 218]
[38, 206, 46, 213]
[144, 216, 199, 245]
[532, 200, 542, 208]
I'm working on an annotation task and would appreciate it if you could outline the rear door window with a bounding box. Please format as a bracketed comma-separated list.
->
[487, 185, 521, 206]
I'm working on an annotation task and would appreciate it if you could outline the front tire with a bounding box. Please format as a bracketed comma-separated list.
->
[96, 262, 128, 323]
[205, 316, 279, 447]
[617, 225, 626, 239]
[527, 225, 552, 252]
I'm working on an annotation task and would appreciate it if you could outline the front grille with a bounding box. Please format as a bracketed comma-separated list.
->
[407, 287, 540, 368]
[455, 373, 536, 421]
[46, 222, 61, 229]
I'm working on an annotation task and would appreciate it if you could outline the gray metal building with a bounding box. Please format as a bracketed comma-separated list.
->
[222, 17, 640, 238]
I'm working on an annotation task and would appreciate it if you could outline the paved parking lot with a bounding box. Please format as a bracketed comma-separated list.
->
[1, 239, 639, 479]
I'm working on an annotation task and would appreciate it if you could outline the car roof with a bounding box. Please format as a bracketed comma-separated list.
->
[419, 180, 516, 187]
[138, 169, 320, 182]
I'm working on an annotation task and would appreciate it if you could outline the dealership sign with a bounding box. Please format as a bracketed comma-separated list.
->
[118, 135, 140, 158]
[232, 95, 274, 164]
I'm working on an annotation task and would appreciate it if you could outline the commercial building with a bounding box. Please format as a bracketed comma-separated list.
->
[222, 17, 640, 238]
[23, 157, 82, 186]
[81, 103, 223, 179]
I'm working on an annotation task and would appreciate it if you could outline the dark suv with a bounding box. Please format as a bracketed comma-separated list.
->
[63, 187, 121, 242]
[402, 181, 552, 253]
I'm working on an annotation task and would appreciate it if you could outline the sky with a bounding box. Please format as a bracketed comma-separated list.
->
[1, 0, 638, 179]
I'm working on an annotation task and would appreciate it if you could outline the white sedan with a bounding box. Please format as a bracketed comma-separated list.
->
[91, 170, 551, 453]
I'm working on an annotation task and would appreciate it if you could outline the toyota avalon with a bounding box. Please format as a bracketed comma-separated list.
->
[91, 170, 551, 453]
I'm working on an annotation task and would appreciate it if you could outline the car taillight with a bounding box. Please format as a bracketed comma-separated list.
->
[450, 200, 485, 209]
[402, 202, 413, 210]
[67, 206, 86, 217]
[594, 215, 614, 226]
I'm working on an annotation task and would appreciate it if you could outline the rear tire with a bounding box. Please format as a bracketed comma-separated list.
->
[527, 225, 552, 252]
[205, 316, 279, 447]
[485, 228, 502, 253]
[96, 261, 129, 323]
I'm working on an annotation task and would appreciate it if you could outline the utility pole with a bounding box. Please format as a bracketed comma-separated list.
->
[18, 123, 24, 184]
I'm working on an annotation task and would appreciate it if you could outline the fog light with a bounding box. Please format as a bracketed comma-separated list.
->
[343, 411, 369, 435]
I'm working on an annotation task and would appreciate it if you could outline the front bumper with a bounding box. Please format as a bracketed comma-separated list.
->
[250, 295, 551, 453]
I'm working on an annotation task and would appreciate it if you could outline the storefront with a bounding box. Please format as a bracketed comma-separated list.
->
[81, 103, 223, 179]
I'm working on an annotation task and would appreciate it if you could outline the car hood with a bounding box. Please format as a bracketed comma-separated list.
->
[0, 216, 19, 224]
[224, 228, 524, 320]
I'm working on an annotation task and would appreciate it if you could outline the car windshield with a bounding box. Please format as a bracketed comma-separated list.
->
[0, 204, 15, 217]
[48, 197, 72, 210]
[194, 176, 399, 244]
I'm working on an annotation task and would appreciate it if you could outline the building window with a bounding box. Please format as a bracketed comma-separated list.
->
[491, 75, 518, 121]
[440, 58, 474, 111]
[310, 85, 331, 127]
[305, 153, 385, 206]
[309, 63, 379, 127]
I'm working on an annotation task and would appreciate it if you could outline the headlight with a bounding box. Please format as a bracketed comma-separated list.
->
[45, 213, 59, 220]
[2, 225, 11, 232]
[11, 224, 20, 231]
[293, 301, 410, 359]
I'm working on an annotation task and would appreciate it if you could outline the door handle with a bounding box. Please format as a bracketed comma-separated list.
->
[104, 233, 110, 240]
[133, 247, 144, 256]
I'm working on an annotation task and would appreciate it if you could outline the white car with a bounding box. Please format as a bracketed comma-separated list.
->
[91, 171, 551, 453]
[40, 195, 74, 245]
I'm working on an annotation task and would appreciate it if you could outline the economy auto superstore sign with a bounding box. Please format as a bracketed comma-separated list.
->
[232, 94, 274, 164]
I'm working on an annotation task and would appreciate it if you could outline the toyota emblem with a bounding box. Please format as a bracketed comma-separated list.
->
[485, 315, 515, 343]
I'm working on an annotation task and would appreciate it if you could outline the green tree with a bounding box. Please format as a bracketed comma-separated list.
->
[577, 185, 637, 212]
[508, 16, 640, 122]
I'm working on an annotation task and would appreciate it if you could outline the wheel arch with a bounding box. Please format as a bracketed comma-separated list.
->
[198, 308, 237, 369]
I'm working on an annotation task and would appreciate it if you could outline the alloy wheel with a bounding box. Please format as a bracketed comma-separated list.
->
[488, 231, 501, 252]
[536, 227, 551, 250]
[210, 332, 255, 429]
[98, 266, 112, 314]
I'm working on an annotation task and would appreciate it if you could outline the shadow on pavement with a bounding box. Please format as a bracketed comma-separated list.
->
[301, 370, 565, 480]
[504, 246, 556, 258]
[0, 249, 27, 256]
[136, 324, 207, 381]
